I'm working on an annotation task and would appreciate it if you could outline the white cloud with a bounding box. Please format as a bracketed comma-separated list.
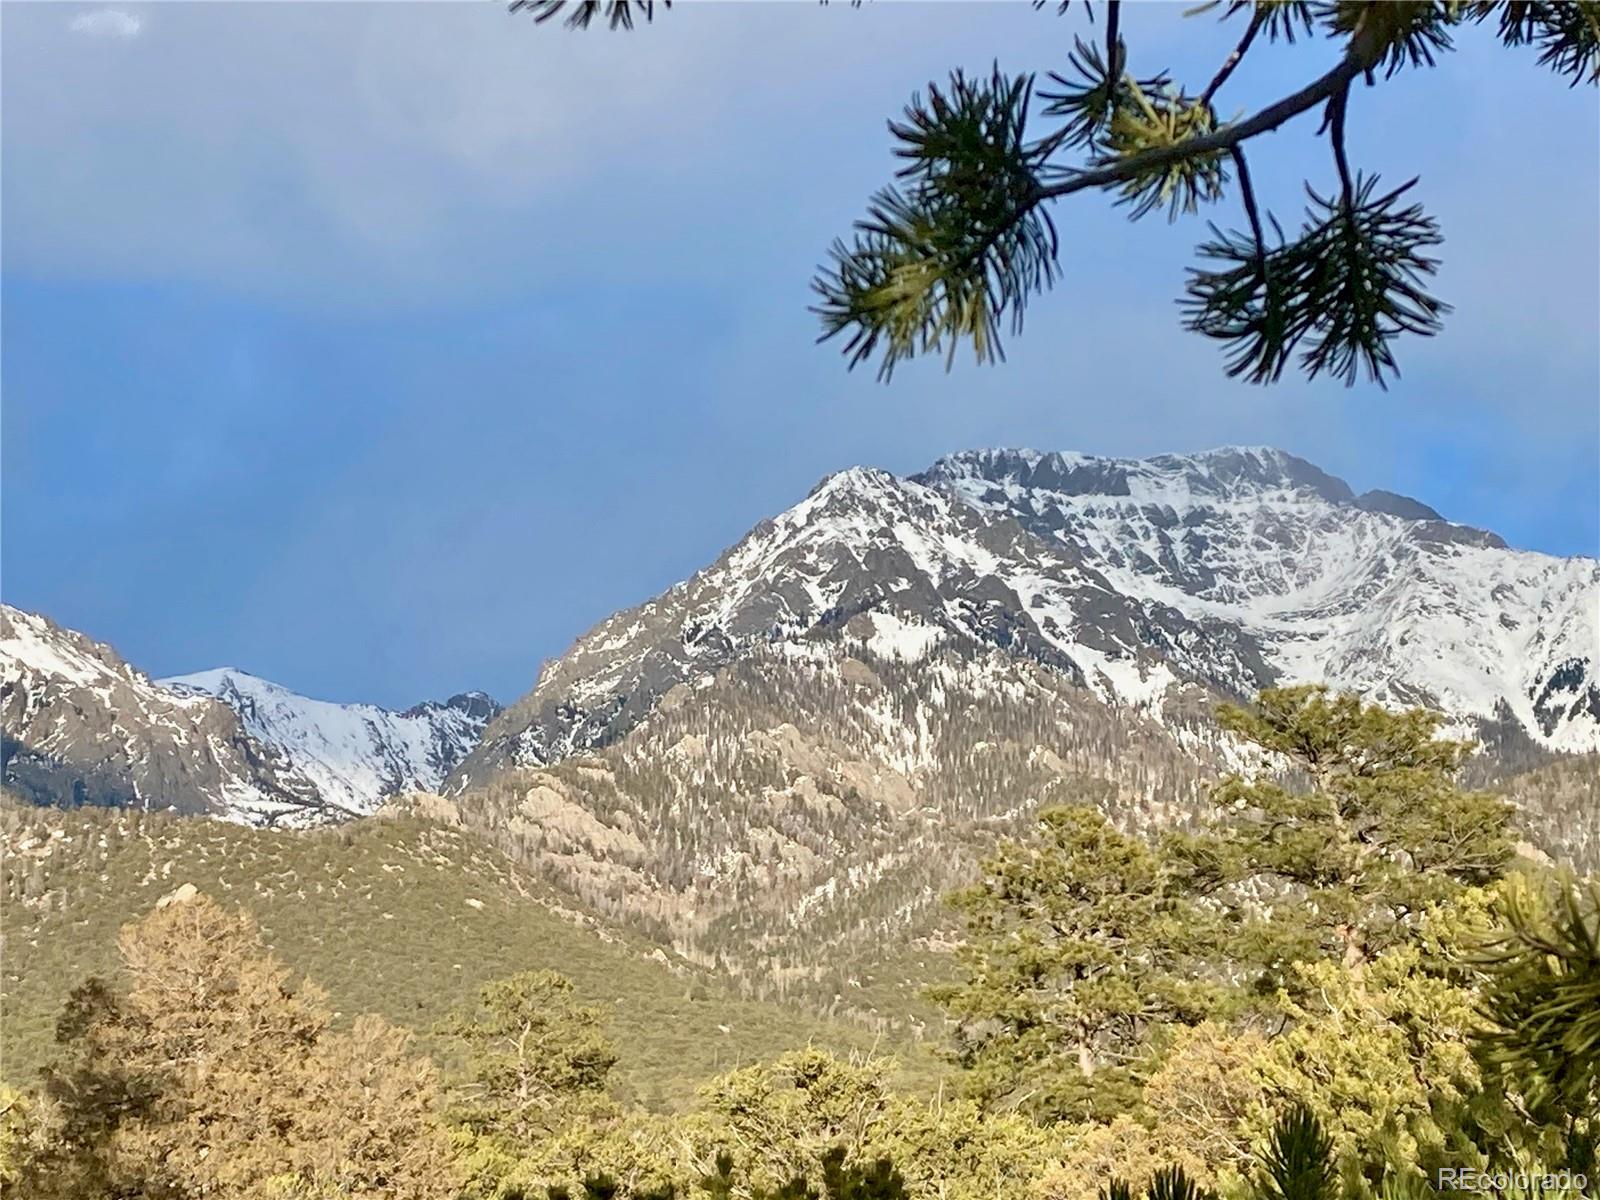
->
[68, 8, 142, 40]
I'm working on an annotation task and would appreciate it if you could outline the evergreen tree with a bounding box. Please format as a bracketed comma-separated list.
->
[932, 804, 1225, 1121]
[17, 893, 458, 1200]
[441, 969, 621, 1144]
[1250, 1108, 1337, 1200]
[1476, 872, 1600, 1124]
[1176, 685, 1514, 984]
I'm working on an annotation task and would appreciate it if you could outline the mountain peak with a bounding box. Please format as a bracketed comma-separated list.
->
[918, 444, 1361, 507]
[164, 666, 278, 696]
[158, 668, 500, 815]
[2, 605, 333, 824]
[916, 445, 1495, 541]
[803, 464, 904, 503]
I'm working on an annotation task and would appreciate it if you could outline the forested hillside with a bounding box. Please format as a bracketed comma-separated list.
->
[0, 798, 939, 1112]
[4, 689, 1596, 1200]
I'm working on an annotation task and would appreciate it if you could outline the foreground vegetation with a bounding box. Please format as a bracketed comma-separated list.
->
[0, 809, 938, 1111]
[3, 687, 1596, 1198]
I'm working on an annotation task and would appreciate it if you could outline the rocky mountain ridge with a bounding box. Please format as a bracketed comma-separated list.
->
[427, 446, 1595, 1000]
[1, 606, 498, 824]
[920, 447, 1598, 751]
[6, 445, 1595, 1014]
[163, 668, 498, 814]
[1, 607, 330, 825]
[454, 446, 1599, 792]
[6, 445, 1595, 835]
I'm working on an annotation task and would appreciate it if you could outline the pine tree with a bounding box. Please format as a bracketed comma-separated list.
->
[440, 969, 621, 1145]
[932, 804, 1225, 1121]
[1174, 685, 1514, 984]
[18, 893, 459, 1200]
[1476, 872, 1600, 1125]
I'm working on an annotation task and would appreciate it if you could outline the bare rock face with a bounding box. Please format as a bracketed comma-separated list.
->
[157, 882, 200, 908]
[379, 790, 465, 827]
[1, 606, 335, 826]
[454, 446, 1598, 794]
[1, 607, 499, 824]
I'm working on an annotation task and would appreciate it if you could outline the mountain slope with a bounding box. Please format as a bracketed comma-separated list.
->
[455, 446, 1598, 794]
[452, 464, 1268, 787]
[919, 446, 1600, 754]
[434, 445, 1596, 1003]
[434, 625, 1222, 1013]
[0, 606, 334, 825]
[1, 605, 498, 823]
[0, 798, 938, 1108]
[162, 668, 498, 814]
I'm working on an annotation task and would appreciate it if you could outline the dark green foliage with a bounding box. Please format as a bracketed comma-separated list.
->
[1112, 1109, 1336, 1200]
[440, 969, 620, 1142]
[1324, 3, 1459, 77]
[1181, 176, 1447, 386]
[1192, 2, 1317, 45]
[1180, 685, 1514, 982]
[932, 804, 1226, 1121]
[812, 1146, 908, 1200]
[934, 684, 1515, 1126]
[812, 69, 1059, 380]
[1254, 1108, 1337, 1200]
[1476, 874, 1600, 1120]
[1038, 38, 1160, 152]
[1148, 1165, 1217, 1200]
[553, 1147, 909, 1200]
[1103, 1167, 1218, 1200]
[803, 1, 1594, 386]
[697, 1152, 739, 1200]
[545, 1177, 628, 1200]
[1470, 1, 1600, 83]
[509, 0, 666, 31]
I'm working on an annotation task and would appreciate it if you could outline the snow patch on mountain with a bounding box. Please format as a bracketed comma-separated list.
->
[457, 446, 1598, 789]
[857, 612, 946, 662]
[920, 447, 1600, 751]
[161, 668, 499, 814]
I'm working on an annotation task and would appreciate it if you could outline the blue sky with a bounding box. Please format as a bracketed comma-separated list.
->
[3, 1, 1597, 708]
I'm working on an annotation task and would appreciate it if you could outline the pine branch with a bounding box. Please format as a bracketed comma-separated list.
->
[508, 0, 667, 30]
[1105, 0, 1123, 80]
[1323, 80, 1356, 209]
[1035, 36, 1380, 207]
[1229, 146, 1267, 276]
[1200, 8, 1266, 108]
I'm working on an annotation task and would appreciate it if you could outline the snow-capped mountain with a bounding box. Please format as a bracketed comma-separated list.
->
[1, 604, 498, 824]
[917, 447, 1600, 753]
[9, 445, 1593, 836]
[454, 445, 1598, 789]
[455, 464, 1252, 780]
[0, 606, 330, 825]
[162, 668, 499, 814]
[437, 446, 1595, 993]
